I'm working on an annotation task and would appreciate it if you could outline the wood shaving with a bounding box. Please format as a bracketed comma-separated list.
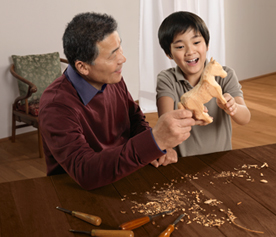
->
[222, 209, 264, 234]
[261, 162, 268, 168]
[213, 162, 269, 184]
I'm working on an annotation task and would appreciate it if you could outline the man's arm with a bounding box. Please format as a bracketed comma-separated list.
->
[39, 103, 165, 190]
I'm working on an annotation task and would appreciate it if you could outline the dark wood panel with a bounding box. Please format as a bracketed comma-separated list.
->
[1, 144, 276, 237]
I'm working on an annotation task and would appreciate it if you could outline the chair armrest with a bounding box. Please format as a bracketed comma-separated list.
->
[10, 64, 38, 111]
[60, 58, 68, 64]
[10, 64, 37, 94]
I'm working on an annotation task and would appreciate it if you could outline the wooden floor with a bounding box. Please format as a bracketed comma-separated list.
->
[0, 73, 275, 184]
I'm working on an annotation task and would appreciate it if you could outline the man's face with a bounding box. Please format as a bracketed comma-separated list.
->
[168, 28, 208, 83]
[83, 31, 126, 90]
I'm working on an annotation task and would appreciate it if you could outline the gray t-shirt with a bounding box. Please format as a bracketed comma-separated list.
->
[156, 65, 243, 157]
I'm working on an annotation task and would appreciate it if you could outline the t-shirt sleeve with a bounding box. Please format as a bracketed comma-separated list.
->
[156, 70, 177, 102]
[220, 66, 243, 98]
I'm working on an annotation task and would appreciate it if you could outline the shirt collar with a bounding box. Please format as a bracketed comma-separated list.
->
[175, 59, 208, 87]
[64, 65, 106, 105]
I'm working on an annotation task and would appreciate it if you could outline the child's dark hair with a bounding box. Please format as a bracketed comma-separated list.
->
[158, 11, 209, 57]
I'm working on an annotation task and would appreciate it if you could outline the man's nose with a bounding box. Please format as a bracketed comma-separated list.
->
[118, 49, 126, 64]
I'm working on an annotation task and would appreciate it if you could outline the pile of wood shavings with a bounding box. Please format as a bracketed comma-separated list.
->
[213, 162, 269, 183]
[120, 162, 269, 231]
[122, 181, 230, 228]
[129, 183, 187, 215]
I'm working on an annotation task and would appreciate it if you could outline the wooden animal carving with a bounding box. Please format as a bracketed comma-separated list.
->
[179, 57, 227, 124]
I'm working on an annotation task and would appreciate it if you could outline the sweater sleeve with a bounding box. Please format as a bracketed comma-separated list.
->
[39, 90, 164, 191]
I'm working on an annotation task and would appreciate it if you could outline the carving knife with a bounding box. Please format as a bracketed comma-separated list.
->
[158, 213, 185, 237]
[119, 209, 174, 230]
[69, 229, 134, 237]
[56, 206, 101, 226]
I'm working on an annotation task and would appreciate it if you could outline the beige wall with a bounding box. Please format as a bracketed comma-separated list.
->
[224, 0, 276, 79]
[0, 0, 139, 138]
[0, 0, 275, 139]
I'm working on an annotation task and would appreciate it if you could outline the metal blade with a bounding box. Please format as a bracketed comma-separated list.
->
[150, 209, 175, 219]
[173, 213, 185, 226]
[56, 206, 72, 215]
[69, 229, 91, 235]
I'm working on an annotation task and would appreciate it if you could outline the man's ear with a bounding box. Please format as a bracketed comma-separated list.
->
[75, 61, 89, 75]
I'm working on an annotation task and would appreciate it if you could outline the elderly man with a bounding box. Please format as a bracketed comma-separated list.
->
[39, 12, 195, 190]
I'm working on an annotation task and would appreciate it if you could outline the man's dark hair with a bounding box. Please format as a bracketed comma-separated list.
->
[158, 11, 210, 57]
[63, 12, 117, 70]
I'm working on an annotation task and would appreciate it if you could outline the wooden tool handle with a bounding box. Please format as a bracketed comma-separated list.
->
[119, 216, 150, 230]
[72, 211, 102, 226]
[158, 224, 175, 237]
[91, 229, 134, 237]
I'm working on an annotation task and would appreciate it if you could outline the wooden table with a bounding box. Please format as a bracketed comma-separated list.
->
[1, 144, 276, 237]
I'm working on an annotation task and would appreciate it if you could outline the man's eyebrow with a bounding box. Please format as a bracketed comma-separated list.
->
[110, 39, 122, 55]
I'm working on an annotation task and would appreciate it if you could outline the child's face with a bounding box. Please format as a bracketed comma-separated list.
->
[168, 28, 208, 81]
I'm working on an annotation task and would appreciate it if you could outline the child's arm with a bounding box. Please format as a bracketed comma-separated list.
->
[157, 96, 175, 116]
[217, 93, 251, 125]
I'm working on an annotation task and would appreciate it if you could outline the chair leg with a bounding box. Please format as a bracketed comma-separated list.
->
[12, 112, 16, 142]
[37, 127, 44, 158]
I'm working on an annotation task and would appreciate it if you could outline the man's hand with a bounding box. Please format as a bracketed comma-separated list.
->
[217, 93, 237, 116]
[178, 101, 210, 126]
[152, 109, 195, 151]
[151, 148, 177, 168]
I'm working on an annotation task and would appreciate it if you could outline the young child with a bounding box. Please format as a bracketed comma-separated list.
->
[155, 11, 251, 163]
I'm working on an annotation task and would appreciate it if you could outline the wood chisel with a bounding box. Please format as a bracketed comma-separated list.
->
[56, 206, 102, 226]
[69, 229, 134, 237]
[119, 209, 174, 230]
[158, 213, 185, 237]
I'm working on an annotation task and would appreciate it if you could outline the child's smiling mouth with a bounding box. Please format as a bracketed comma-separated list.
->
[186, 58, 199, 64]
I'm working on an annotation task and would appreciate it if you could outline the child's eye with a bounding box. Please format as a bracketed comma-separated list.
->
[194, 41, 201, 45]
[176, 46, 184, 49]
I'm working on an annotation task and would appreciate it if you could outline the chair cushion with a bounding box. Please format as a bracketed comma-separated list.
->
[17, 102, 40, 116]
[12, 52, 62, 104]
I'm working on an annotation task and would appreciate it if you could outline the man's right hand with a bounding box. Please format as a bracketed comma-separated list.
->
[152, 109, 195, 151]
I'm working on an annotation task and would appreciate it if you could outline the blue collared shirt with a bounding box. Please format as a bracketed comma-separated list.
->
[64, 65, 106, 105]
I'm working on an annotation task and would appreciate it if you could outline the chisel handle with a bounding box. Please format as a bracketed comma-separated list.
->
[158, 224, 175, 237]
[119, 216, 150, 230]
[72, 211, 102, 226]
[91, 229, 134, 237]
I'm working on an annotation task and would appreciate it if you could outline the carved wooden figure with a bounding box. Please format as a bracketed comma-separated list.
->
[179, 57, 227, 124]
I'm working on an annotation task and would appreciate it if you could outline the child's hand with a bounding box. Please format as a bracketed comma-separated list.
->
[217, 93, 238, 116]
[151, 148, 178, 168]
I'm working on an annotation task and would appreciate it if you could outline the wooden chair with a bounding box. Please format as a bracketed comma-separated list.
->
[10, 57, 68, 158]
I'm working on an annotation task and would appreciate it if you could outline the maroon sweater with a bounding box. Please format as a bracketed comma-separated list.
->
[38, 74, 164, 190]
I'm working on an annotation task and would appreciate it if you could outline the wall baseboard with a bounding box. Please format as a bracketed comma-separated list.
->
[0, 131, 37, 143]
[241, 71, 276, 83]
